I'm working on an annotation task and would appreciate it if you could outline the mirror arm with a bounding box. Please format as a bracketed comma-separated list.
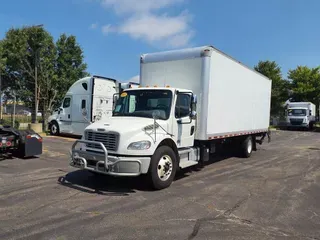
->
[177, 118, 192, 124]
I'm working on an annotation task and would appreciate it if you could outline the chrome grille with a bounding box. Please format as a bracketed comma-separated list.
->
[85, 130, 119, 152]
[290, 118, 303, 125]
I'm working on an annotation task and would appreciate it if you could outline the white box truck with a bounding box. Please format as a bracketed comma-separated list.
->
[48, 75, 139, 136]
[70, 46, 272, 189]
[285, 102, 316, 129]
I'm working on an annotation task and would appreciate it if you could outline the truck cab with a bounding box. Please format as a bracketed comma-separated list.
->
[285, 102, 316, 130]
[71, 86, 198, 189]
[48, 76, 120, 136]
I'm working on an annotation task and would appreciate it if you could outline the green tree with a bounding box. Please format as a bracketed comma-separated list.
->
[287, 66, 320, 105]
[1, 26, 89, 130]
[1, 26, 57, 125]
[55, 33, 89, 107]
[254, 60, 289, 116]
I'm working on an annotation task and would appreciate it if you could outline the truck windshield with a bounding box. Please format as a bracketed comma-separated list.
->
[288, 109, 306, 116]
[113, 90, 173, 120]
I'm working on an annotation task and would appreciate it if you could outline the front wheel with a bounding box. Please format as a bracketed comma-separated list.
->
[49, 121, 60, 136]
[148, 146, 178, 190]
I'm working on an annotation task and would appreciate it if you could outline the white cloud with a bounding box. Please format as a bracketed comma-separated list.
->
[101, 0, 185, 15]
[118, 12, 192, 43]
[101, 24, 115, 35]
[99, 0, 194, 48]
[128, 75, 140, 83]
[90, 23, 98, 29]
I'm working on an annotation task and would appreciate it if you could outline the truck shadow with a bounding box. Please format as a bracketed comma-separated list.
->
[174, 150, 236, 181]
[57, 169, 151, 196]
[57, 149, 235, 194]
[0, 154, 39, 161]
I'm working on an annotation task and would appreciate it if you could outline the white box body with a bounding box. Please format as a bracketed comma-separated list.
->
[140, 46, 272, 140]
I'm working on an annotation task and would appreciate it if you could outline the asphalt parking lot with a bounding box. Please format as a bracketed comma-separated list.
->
[0, 130, 319, 240]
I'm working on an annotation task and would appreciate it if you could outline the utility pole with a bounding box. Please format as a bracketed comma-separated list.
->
[12, 92, 16, 127]
[31, 24, 43, 124]
[34, 50, 38, 123]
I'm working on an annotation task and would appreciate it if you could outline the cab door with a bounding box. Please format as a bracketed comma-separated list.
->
[172, 93, 195, 148]
[59, 96, 72, 132]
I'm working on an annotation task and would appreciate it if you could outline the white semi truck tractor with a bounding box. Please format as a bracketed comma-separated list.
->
[70, 46, 272, 190]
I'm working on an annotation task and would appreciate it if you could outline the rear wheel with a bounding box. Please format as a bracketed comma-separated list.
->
[309, 122, 314, 131]
[148, 146, 177, 190]
[240, 135, 253, 158]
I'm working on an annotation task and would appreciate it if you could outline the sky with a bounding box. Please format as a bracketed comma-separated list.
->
[0, 0, 319, 83]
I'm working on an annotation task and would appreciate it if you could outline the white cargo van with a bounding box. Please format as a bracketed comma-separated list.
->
[48, 75, 138, 136]
[70, 46, 272, 189]
[285, 102, 316, 129]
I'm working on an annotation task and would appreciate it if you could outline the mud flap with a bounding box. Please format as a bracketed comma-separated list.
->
[256, 130, 271, 145]
[16, 130, 43, 157]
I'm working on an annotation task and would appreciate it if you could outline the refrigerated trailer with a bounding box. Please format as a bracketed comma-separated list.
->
[70, 46, 272, 190]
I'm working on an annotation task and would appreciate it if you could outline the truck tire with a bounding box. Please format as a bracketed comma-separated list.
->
[49, 121, 59, 136]
[309, 122, 314, 131]
[148, 146, 177, 190]
[240, 135, 253, 158]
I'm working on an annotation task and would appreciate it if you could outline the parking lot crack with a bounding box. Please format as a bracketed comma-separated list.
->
[187, 193, 252, 239]
[223, 192, 251, 216]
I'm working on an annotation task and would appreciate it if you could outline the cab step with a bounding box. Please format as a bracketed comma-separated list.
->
[179, 160, 198, 169]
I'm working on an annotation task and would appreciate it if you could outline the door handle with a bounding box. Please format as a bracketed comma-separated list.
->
[190, 126, 195, 135]
[68, 114, 70, 119]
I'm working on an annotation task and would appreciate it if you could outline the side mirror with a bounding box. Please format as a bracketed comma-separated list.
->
[190, 110, 197, 120]
[113, 93, 119, 103]
[191, 94, 197, 104]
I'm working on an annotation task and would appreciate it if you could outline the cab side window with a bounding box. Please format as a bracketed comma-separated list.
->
[63, 97, 71, 108]
[175, 94, 191, 118]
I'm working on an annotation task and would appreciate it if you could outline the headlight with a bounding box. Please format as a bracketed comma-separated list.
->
[127, 140, 151, 150]
[79, 142, 86, 150]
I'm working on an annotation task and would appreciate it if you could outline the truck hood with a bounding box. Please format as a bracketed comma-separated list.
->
[85, 117, 168, 134]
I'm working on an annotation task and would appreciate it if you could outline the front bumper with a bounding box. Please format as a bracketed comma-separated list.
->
[286, 122, 309, 127]
[70, 139, 151, 176]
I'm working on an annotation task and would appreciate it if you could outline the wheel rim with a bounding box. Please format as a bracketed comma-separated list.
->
[157, 155, 173, 181]
[247, 139, 252, 153]
[51, 124, 57, 134]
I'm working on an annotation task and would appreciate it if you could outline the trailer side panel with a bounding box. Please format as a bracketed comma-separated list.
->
[206, 49, 271, 138]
